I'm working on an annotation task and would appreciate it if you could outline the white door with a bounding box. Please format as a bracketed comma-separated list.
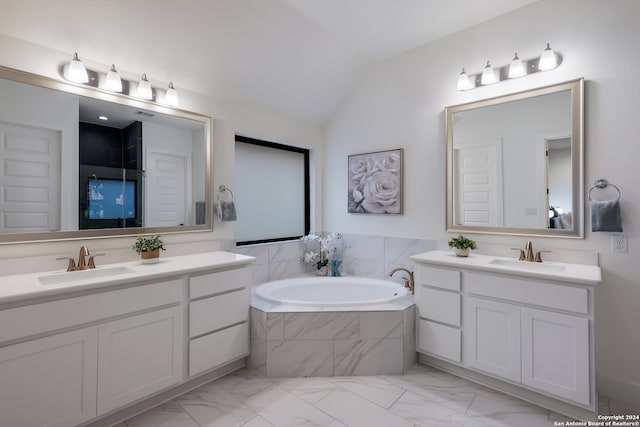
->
[0, 122, 60, 232]
[521, 307, 590, 405]
[454, 141, 503, 226]
[465, 297, 521, 382]
[97, 306, 184, 415]
[146, 151, 187, 227]
[0, 327, 98, 427]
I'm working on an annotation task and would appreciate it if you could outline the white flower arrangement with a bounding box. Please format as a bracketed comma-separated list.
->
[301, 233, 340, 271]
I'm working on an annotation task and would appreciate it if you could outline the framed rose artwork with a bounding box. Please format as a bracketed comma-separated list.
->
[347, 148, 403, 214]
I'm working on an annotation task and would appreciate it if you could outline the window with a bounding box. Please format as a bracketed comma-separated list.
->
[234, 135, 310, 245]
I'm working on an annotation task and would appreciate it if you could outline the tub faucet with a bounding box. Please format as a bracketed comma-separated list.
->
[389, 267, 415, 294]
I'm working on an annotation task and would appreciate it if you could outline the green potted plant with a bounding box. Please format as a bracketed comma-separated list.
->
[447, 234, 477, 257]
[133, 235, 165, 263]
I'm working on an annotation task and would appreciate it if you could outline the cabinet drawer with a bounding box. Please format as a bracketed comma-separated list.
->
[418, 319, 461, 363]
[418, 265, 460, 291]
[465, 272, 588, 314]
[0, 279, 183, 343]
[417, 287, 460, 326]
[189, 322, 249, 376]
[189, 288, 249, 338]
[190, 268, 250, 299]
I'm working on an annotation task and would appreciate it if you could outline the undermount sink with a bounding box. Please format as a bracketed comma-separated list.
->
[38, 266, 135, 285]
[488, 258, 566, 273]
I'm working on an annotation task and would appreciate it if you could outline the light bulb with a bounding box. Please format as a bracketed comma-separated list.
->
[164, 82, 179, 106]
[104, 64, 122, 92]
[68, 52, 89, 83]
[457, 68, 471, 91]
[508, 53, 526, 78]
[137, 73, 153, 99]
[539, 43, 557, 71]
[480, 61, 497, 85]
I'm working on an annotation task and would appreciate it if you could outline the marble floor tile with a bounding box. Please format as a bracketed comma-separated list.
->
[121, 401, 200, 427]
[389, 390, 492, 427]
[275, 377, 340, 404]
[216, 368, 275, 401]
[598, 395, 611, 416]
[244, 384, 334, 427]
[609, 398, 640, 415]
[121, 363, 582, 427]
[240, 415, 275, 427]
[176, 386, 256, 427]
[466, 394, 551, 427]
[328, 376, 405, 409]
[315, 388, 414, 427]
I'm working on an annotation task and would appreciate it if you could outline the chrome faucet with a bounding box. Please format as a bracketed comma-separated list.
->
[511, 241, 550, 263]
[389, 267, 415, 294]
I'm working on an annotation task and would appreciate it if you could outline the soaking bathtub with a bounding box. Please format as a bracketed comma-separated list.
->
[249, 276, 415, 377]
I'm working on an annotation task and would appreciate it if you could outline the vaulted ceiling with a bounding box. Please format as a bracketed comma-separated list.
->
[1, 0, 538, 123]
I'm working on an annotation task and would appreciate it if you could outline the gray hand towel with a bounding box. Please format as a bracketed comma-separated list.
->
[591, 199, 622, 232]
[216, 200, 237, 222]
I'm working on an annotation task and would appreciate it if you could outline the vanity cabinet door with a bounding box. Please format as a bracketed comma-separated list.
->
[0, 327, 98, 427]
[521, 307, 590, 405]
[97, 305, 184, 415]
[465, 296, 521, 382]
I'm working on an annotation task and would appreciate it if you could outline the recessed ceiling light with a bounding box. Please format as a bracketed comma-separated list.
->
[98, 115, 109, 121]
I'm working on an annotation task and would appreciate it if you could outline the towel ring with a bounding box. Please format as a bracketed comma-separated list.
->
[588, 179, 621, 201]
[217, 185, 234, 201]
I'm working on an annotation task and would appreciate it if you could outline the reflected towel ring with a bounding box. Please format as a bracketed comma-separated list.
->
[588, 179, 621, 201]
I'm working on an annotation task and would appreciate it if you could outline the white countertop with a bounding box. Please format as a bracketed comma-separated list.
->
[0, 251, 255, 305]
[410, 250, 601, 286]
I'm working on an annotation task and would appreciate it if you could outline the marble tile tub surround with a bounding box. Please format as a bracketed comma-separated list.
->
[248, 305, 416, 378]
[116, 365, 639, 427]
[234, 233, 437, 287]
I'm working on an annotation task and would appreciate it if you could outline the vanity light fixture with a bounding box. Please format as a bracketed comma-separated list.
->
[61, 52, 180, 106]
[538, 43, 558, 71]
[67, 52, 89, 83]
[137, 73, 153, 100]
[508, 52, 526, 78]
[480, 61, 498, 85]
[456, 68, 472, 91]
[456, 43, 561, 91]
[104, 64, 122, 92]
[164, 82, 179, 106]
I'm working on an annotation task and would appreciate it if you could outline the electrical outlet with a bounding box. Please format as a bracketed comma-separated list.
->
[611, 234, 627, 253]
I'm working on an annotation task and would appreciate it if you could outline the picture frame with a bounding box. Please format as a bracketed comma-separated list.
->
[348, 148, 403, 214]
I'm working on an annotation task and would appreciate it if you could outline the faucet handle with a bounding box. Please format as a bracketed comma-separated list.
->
[511, 248, 526, 261]
[534, 250, 551, 263]
[56, 257, 77, 272]
[87, 253, 105, 269]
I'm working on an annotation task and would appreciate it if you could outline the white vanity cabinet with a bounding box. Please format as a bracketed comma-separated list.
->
[0, 251, 255, 427]
[188, 267, 250, 376]
[0, 327, 98, 427]
[415, 265, 462, 362]
[97, 305, 184, 415]
[411, 250, 600, 419]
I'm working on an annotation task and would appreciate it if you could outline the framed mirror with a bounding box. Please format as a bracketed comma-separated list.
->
[0, 65, 212, 244]
[445, 78, 584, 238]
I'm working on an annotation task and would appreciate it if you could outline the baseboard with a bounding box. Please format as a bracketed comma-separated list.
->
[597, 374, 640, 409]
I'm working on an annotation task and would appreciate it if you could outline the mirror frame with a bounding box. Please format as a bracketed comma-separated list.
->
[0, 65, 213, 244]
[445, 78, 584, 238]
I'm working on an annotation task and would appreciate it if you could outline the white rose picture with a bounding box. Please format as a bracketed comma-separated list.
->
[348, 149, 402, 214]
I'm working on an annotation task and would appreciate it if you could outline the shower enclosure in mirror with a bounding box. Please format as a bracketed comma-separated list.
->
[445, 78, 584, 238]
[0, 65, 212, 244]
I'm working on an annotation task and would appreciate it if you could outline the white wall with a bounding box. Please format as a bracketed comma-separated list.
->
[324, 0, 640, 405]
[0, 34, 325, 270]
